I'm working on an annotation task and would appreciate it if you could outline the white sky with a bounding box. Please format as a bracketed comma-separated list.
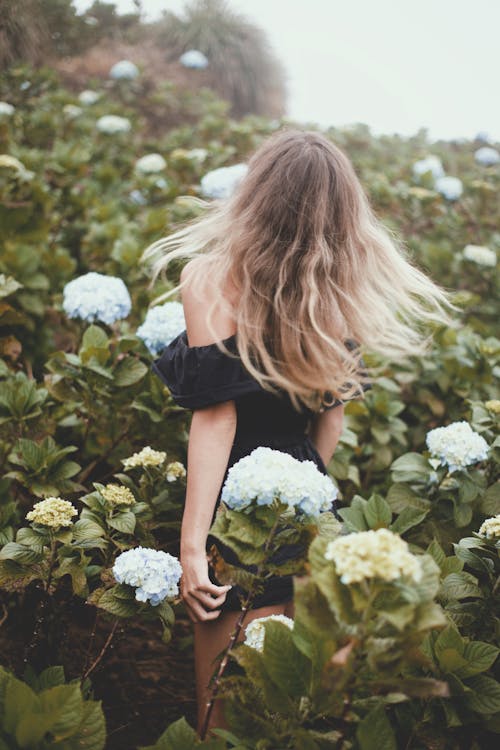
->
[74, 0, 500, 143]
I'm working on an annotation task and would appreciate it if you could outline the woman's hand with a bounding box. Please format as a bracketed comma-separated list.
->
[180, 550, 232, 623]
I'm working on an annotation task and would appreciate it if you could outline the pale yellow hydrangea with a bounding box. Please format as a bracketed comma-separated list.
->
[166, 461, 187, 482]
[26, 497, 78, 528]
[100, 484, 136, 506]
[485, 400, 500, 415]
[324, 527, 423, 585]
[122, 446, 167, 470]
[478, 515, 500, 540]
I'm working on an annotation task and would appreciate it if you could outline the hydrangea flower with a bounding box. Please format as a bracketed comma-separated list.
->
[475, 131, 493, 144]
[324, 528, 423, 585]
[62, 271, 132, 324]
[179, 50, 209, 69]
[462, 244, 496, 267]
[122, 446, 167, 470]
[136, 302, 185, 355]
[0, 102, 15, 117]
[166, 461, 187, 482]
[135, 153, 167, 174]
[26, 497, 78, 528]
[474, 147, 500, 166]
[434, 176, 463, 201]
[0, 155, 34, 180]
[412, 155, 445, 180]
[478, 514, 500, 540]
[200, 163, 248, 199]
[426, 421, 489, 473]
[109, 60, 139, 80]
[96, 115, 131, 135]
[100, 484, 136, 506]
[63, 104, 82, 119]
[485, 400, 500, 415]
[129, 189, 148, 205]
[79, 90, 100, 105]
[170, 148, 208, 163]
[244, 614, 294, 652]
[221, 446, 337, 518]
[112, 547, 182, 606]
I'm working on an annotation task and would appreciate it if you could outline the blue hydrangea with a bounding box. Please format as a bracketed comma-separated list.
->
[136, 302, 185, 355]
[62, 272, 132, 324]
[112, 546, 183, 606]
[221, 446, 338, 518]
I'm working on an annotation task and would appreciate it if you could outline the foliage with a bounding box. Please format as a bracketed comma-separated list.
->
[0, 59, 499, 748]
[0, 664, 106, 749]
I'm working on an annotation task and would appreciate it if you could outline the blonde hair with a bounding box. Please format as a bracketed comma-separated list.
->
[142, 128, 459, 412]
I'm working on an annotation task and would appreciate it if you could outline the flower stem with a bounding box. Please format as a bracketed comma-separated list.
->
[200, 514, 281, 739]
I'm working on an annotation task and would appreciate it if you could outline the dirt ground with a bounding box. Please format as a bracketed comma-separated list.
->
[0, 584, 197, 750]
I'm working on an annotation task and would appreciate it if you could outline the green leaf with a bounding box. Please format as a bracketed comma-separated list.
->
[390, 506, 428, 535]
[456, 642, 500, 678]
[138, 716, 199, 750]
[441, 572, 483, 600]
[38, 684, 83, 740]
[0, 542, 42, 565]
[72, 699, 107, 750]
[356, 703, 397, 750]
[390, 452, 430, 483]
[97, 586, 139, 618]
[364, 494, 392, 529]
[81, 325, 109, 351]
[113, 358, 148, 387]
[72, 518, 105, 541]
[107, 511, 136, 534]
[386, 483, 429, 512]
[480, 481, 500, 515]
[262, 620, 310, 697]
[453, 501, 473, 528]
[465, 675, 500, 714]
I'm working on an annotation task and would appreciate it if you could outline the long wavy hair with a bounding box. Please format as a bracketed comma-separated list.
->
[141, 128, 459, 412]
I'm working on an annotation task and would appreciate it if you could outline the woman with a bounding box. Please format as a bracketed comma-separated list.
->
[142, 128, 457, 733]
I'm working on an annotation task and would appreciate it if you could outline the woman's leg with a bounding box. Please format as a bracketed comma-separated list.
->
[193, 601, 293, 736]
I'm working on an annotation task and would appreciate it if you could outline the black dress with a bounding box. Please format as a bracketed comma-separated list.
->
[151, 330, 371, 611]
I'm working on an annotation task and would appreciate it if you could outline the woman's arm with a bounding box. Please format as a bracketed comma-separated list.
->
[178, 261, 237, 622]
[308, 404, 345, 467]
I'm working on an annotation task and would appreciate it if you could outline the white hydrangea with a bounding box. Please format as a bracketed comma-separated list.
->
[62, 271, 132, 324]
[412, 155, 445, 180]
[462, 244, 497, 267]
[221, 446, 337, 518]
[426, 421, 489, 473]
[244, 614, 294, 652]
[63, 104, 82, 119]
[179, 50, 209, 69]
[475, 131, 493, 145]
[434, 174, 463, 200]
[122, 446, 167, 470]
[96, 115, 131, 135]
[474, 147, 500, 167]
[478, 514, 500, 540]
[79, 90, 100, 105]
[109, 60, 139, 80]
[200, 163, 248, 199]
[324, 527, 423, 585]
[0, 102, 15, 117]
[434, 176, 463, 201]
[135, 153, 167, 174]
[170, 148, 208, 163]
[26, 497, 78, 528]
[166, 461, 187, 482]
[136, 302, 185, 355]
[112, 546, 182, 606]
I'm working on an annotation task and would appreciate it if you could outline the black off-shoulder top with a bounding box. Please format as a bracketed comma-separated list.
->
[151, 330, 371, 417]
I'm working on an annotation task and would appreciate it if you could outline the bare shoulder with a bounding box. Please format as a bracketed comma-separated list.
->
[180, 258, 237, 346]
